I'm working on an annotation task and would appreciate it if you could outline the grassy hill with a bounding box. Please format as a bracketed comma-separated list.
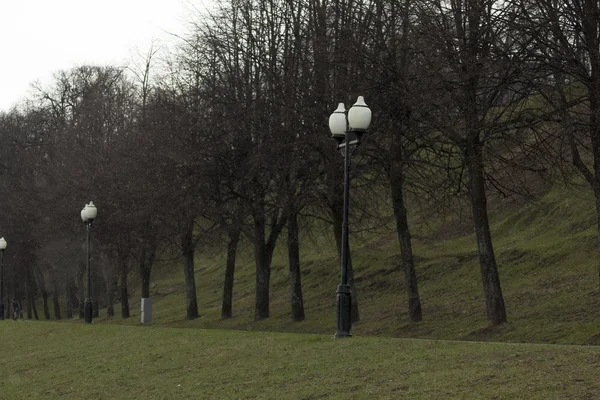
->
[81, 182, 600, 346]
[2, 321, 599, 399]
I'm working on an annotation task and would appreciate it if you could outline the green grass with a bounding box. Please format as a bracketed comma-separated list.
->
[2, 321, 600, 399]
[37, 182, 600, 346]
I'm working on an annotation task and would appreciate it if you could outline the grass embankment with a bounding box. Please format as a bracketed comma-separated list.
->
[1, 321, 599, 399]
[87, 184, 600, 346]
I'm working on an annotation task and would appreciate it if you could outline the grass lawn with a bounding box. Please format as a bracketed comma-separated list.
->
[1, 321, 599, 399]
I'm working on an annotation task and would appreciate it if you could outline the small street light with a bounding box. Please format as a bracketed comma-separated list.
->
[0, 237, 6, 320]
[81, 202, 97, 324]
[329, 96, 371, 339]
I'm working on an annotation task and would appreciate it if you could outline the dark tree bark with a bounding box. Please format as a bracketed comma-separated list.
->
[41, 290, 50, 320]
[25, 266, 38, 320]
[221, 226, 241, 319]
[65, 279, 74, 319]
[26, 276, 38, 320]
[252, 201, 287, 320]
[390, 159, 422, 322]
[31, 291, 39, 320]
[51, 273, 61, 320]
[36, 268, 51, 320]
[140, 262, 151, 299]
[370, 0, 422, 323]
[139, 233, 157, 300]
[93, 298, 99, 318]
[52, 289, 61, 320]
[253, 239, 271, 320]
[287, 211, 305, 321]
[466, 136, 507, 326]
[118, 245, 130, 319]
[253, 199, 269, 320]
[181, 217, 199, 320]
[26, 293, 32, 319]
[31, 294, 38, 320]
[120, 273, 130, 318]
[106, 275, 115, 317]
[77, 263, 85, 318]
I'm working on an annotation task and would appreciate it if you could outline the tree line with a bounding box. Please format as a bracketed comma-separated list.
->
[0, 0, 598, 327]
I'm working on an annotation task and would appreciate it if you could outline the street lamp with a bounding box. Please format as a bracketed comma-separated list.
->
[81, 201, 97, 324]
[0, 237, 6, 321]
[329, 96, 371, 339]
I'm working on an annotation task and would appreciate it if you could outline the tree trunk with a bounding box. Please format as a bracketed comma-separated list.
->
[253, 239, 271, 320]
[25, 268, 38, 320]
[106, 276, 115, 317]
[26, 292, 32, 319]
[93, 298, 99, 318]
[138, 228, 157, 299]
[253, 202, 270, 320]
[65, 280, 73, 319]
[252, 204, 286, 320]
[70, 280, 79, 315]
[37, 269, 51, 320]
[41, 289, 50, 320]
[78, 264, 85, 318]
[139, 237, 157, 300]
[51, 273, 61, 320]
[466, 136, 507, 326]
[182, 217, 199, 320]
[287, 212, 305, 321]
[332, 204, 359, 322]
[120, 274, 130, 318]
[390, 159, 422, 322]
[29, 288, 39, 320]
[52, 289, 61, 320]
[140, 265, 151, 299]
[221, 227, 241, 319]
[32, 293, 39, 319]
[119, 250, 130, 318]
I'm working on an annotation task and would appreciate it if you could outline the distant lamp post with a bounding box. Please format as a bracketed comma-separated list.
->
[0, 237, 6, 321]
[329, 96, 371, 339]
[81, 202, 97, 324]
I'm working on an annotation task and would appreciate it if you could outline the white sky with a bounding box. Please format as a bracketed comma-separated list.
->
[0, 0, 212, 111]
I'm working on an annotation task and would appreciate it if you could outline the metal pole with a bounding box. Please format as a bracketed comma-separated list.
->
[0, 250, 4, 321]
[334, 130, 352, 338]
[84, 222, 92, 324]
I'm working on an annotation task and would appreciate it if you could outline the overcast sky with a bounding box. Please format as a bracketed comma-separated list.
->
[0, 0, 211, 111]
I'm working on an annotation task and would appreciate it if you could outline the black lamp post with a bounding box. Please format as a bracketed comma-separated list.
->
[0, 237, 6, 320]
[329, 96, 372, 339]
[81, 202, 97, 324]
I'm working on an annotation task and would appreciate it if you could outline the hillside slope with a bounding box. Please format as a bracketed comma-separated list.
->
[92, 184, 600, 345]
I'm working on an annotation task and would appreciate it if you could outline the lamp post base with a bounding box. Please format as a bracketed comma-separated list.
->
[334, 284, 352, 339]
[84, 298, 93, 324]
[0, 303, 3, 320]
